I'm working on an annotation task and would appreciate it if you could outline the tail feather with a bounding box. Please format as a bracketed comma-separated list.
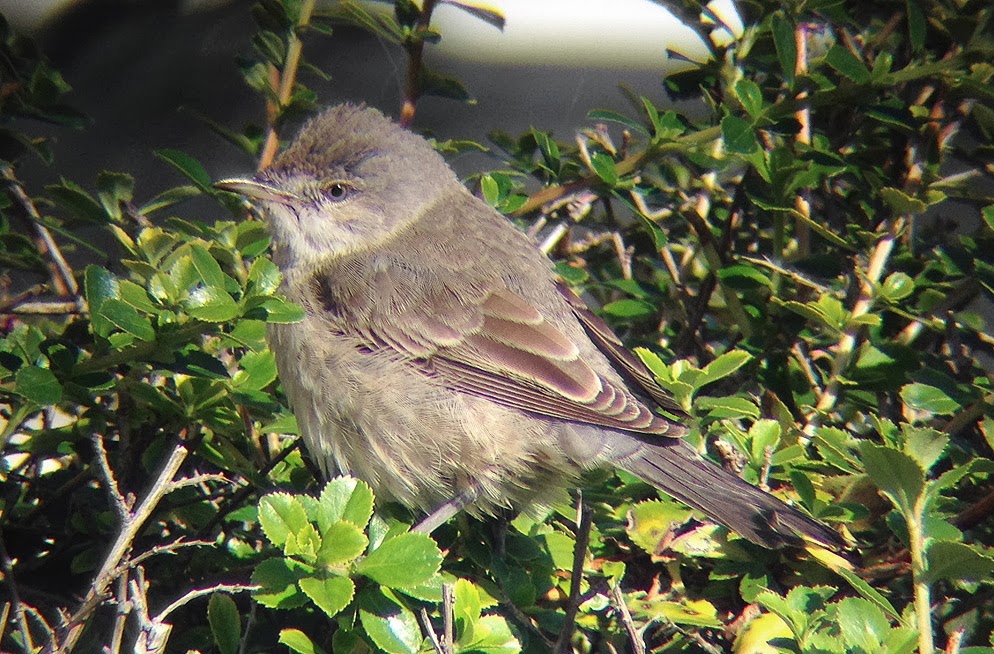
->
[622, 442, 844, 550]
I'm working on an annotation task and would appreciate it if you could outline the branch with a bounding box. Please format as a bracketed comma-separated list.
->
[47, 435, 192, 654]
[258, 0, 317, 169]
[1, 165, 83, 311]
[803, 216, 906, 436]
[399, 0, 441, 127]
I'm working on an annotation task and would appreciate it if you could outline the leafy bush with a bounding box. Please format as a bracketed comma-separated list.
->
[2, 0, 994, 652]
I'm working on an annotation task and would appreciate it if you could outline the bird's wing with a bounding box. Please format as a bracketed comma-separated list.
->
[318, 265, 683, 437]
[555, 282, 687, 416]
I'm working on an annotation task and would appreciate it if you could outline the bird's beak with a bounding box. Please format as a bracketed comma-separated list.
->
[214, 177, 301, 204]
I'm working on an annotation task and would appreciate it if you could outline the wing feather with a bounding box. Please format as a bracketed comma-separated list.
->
[313, 256, 683, 437]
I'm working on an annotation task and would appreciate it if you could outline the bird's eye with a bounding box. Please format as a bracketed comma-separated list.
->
[324, 182, 350, 201]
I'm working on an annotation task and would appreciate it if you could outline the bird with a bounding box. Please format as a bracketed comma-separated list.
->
[215, 103, 843, 550]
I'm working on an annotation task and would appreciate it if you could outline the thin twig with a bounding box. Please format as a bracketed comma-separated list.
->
[554, 500, 592, 653]
[109, 574, 129, 654]
[0, 283, 48, 311]
[258, 0, 317, 169]
[130, 567, 171, 654]
[419, 607, 445, 654]
[1, 166, 82, 309]
[442, 582, 454, 654]
[539, 223, 570, 255]
[803, 217, 906, 436]
[5, 300, 82, 315]
[153, 584, 259, 625]
[93, 433, 132, 520]
[514, 127, 722, 217]
[793, 22, 812, 257]
[609, 584, 645, 654]
[0, 602, 9, 647]
[128, 539, 214, 568]
[0, 532, 33, 650]
[49, 436, 192, 654]
[399, 0, 441, 126]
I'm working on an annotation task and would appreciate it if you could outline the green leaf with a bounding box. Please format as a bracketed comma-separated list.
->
[626, 499, 692, 554]
[480, 174, 500, 206]
[284, 522, 321, 563]
[207, 593, 241, 654]
[694, 395, 760, 420]
[420, 69, 474, 103]
[46, 180, 109, 224]
[189, 243, 225, 288]
[924, 541, 994, 584]
[85, 265, 120, 336]
[982, 205, 994, 232]
[698, 350, 753, 388]
[721, 115, 759, 154]
[770, 13, 796, 87]
[835, 598, 889, 651]
[299, 576, 355, 618]
[858, 442, 924, 515]
[256, 296, 305, 323]
[601, 298, 655, 319]
[359, 589, 422, 654]
[717, 264, 771, 289]
[458, 614, 520, 654]
[138, 185, 202, 215]
[185, 285, 240, 322]
[251, 557, 309, 609]
[279, 629, 326, 654]
[96, 171, 134, 222]
[318, 477, 375, 531]
[259, 493, 309, 548]
[902, 427, 947, 472]
[734, 79, 763, 119]
[14, 366, 62, 405]
[155, 149, 213, 192]
[879, 272, 914, 302]
[590, 151, 618, 185]
[749, 419, 781, 463]
[834, 566, 902, 621]
[454, 578, 483, 641]
[900, 383, 961, 415]
[538, 531, 578, 571]
[824, 45, 871, 83]
[880, 187, 927, 215]
[587, 109, 650, 136]
[317, 521, 368, 565]
[233, 351, 278, 391]
[532, 129, 561, 175]
[356, 533, 442, 588]
[95, 299, 156, 341]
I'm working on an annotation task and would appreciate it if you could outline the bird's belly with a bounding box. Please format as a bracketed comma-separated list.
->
[268, 322, 577, 514]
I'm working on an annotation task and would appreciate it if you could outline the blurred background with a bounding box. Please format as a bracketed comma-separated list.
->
[1, 0, 726, 191]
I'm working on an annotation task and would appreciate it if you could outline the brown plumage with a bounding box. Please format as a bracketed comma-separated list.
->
[216, 103, 843, 550]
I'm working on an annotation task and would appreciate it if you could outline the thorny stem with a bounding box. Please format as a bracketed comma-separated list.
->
[0, 533, 33, 650]
[48, 436, 191, 654]
[258, 0, 317, 169]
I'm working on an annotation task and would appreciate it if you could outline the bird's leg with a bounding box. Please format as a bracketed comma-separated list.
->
[413, 484, 480, 534]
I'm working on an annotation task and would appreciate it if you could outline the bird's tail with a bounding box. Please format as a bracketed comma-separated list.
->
[621, 442, 845, 550]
